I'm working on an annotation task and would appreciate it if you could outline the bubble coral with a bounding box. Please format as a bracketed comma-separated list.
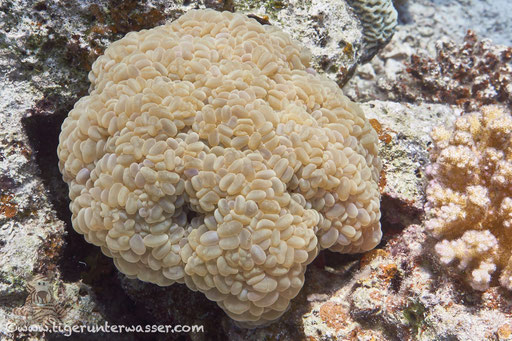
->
[426, 105, 512, 291]
[57, 9, 382, 326]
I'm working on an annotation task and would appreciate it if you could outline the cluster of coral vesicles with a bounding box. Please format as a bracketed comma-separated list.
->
[57, 9, 382, 326]
[396, 31, 512, 111]
[426, 105, 512, 291]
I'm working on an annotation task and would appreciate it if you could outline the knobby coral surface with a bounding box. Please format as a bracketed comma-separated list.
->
[347, 0, 397, 62]
[426, 105, 512, 291]
[57, 9, 381, 326]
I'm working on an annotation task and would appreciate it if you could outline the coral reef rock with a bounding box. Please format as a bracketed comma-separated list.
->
[361, 100, 459, 211]
[234, 0, 397, 86]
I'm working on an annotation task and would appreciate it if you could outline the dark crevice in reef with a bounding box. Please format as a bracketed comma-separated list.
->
[313, 249, 362, 270]
[22, 95, 185, 341]
[121, 280, 227, 341]
[379, 194, 423, 248]
[22, 94, 72, 228]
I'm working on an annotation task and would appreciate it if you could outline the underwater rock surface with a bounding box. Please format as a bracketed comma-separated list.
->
[0, 0, 511, 340]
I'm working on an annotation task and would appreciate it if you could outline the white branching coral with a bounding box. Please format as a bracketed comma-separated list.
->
[426, 105, 512, 291]
[57, 9, 382, 326]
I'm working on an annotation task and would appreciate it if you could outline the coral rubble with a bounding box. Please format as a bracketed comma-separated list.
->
[394, 31, 512, 111]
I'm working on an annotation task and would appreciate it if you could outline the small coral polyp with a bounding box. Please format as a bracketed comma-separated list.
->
[57, 9, 382, 326]
[426, 105, 512, 291]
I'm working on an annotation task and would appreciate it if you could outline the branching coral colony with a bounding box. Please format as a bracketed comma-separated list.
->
[426, 105, 512, 291]
[57, 9, 382, 326]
